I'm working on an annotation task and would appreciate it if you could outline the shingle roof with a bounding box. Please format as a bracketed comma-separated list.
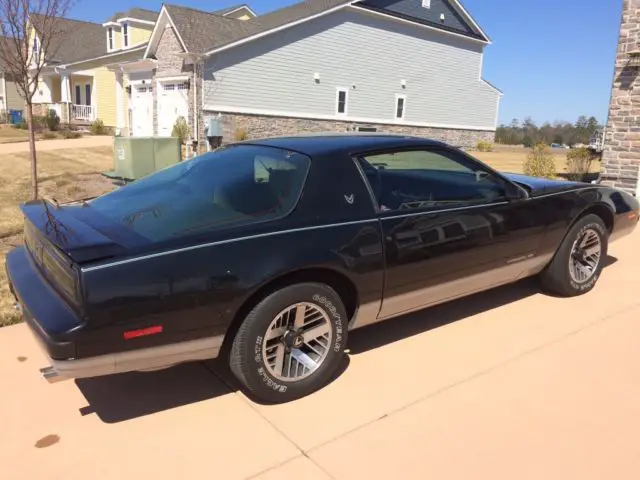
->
[30, 14, 106, 64]
[107, 8, 159, 23]
[213, 4, 253, 16]
[165, 0, 353, 54]
[165, 4, 263, 54]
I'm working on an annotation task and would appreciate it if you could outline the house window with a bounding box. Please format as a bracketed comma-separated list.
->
[336, 88, 348, 115]
[75, 85, 81, 104]
[85, 84, 92, 106]
[395, 95, 406, 120]
[422, 0, 431, 8]
[107, 27, 114, 51]
[122, 22, 129, 47]
[32, 37, 40, 62]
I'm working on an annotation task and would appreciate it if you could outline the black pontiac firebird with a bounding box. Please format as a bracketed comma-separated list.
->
[6, 134, 639, 402]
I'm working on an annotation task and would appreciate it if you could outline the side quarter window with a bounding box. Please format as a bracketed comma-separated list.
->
[358, 149, 507, 212]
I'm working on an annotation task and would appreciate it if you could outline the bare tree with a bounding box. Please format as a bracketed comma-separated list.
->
[0, 0, 74, 199]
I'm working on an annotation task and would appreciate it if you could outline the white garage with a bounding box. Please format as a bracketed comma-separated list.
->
[130, 84, 153, 137]
[157, 79, 189, 137]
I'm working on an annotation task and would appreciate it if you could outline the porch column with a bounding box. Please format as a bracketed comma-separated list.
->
[60, 72, 71, 124]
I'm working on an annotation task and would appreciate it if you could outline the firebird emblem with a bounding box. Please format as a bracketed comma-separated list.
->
[344, 194, 355, 205]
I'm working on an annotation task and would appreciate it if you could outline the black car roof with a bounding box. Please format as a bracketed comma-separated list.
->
[240, 133, 450, 157]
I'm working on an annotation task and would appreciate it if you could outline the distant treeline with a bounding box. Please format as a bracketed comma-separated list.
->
[495, 116, 603, 147]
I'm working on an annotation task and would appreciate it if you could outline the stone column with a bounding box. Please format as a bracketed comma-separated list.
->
[601, 0, 640, 194]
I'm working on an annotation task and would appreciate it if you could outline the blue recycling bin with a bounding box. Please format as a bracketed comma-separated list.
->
[9, 109, 23, 124]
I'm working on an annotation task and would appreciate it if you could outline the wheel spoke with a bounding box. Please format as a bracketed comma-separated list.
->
[302, 323, 331, 343]
[272, 344, 285, 376]
[293, 304, 307, 328]
[265, 326, 287, 341]
[583, 245, 600, 258]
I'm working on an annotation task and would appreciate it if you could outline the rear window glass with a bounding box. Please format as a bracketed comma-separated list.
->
[88, 145, 311, 241]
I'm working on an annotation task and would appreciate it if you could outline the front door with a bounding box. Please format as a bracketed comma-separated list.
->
[356, 147, 547, 320]
[131, 85, 153, 137]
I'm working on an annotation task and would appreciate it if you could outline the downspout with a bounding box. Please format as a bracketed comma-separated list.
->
[193, 61, 198, 156]
[1, 71, 7, 111]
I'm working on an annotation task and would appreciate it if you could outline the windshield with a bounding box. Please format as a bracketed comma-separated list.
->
[88, 145, 311, 242]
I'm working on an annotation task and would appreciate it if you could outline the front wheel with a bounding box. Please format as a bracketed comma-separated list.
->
[540, 214, 608, 297]
[229, 283, 348, 403]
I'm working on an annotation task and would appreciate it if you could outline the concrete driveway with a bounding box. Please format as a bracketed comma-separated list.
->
[1, 230, 639, 480]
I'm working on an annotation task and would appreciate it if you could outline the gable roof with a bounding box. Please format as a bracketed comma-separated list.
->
[148, 0, 489, 59]
[164, 4, 262, 54]
[107, 8, 159, 23]
[213, 4, 258, 17]
[30, 14, 106, 64]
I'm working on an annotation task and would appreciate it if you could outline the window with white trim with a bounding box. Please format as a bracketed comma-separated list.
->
[32, 37, 40, 63]
[107, 27, 114, 51]
[422, 0, 431, 8]
[395, 95, 406, 121]
[122, 22, 129, 48]
[336, 88, 348, 115]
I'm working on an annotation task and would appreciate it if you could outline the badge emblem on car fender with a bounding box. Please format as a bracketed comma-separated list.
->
[344, 194, 355, 205]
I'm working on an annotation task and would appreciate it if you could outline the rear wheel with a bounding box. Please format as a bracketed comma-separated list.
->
[229, 283, 347, 403]
[540, 214, 608, 297]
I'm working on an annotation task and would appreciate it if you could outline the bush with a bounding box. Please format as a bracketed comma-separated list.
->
[234, 127, 249, 141]
[41, 131, 57, 140]
[566, 147, 596, 182]
[522, 136, 534, 148]
[523, 143, 556, 179]
[13, 120, 27, 130]
[171, 116, 190, 144]
[476, 141, 493, 152]
[45, 109, 60, 132]
[61, 129, 81, 139]
[90, 119, 107, 135]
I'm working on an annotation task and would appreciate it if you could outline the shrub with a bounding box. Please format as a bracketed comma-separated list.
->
[171, 116, 190, 144]
[522, 136, 534, 148]
[523, 143, 556, 179]
[41, 131, 57, 140]
[476, 141, 493, 152]
[45, 109, 60, 131]
[13, 120, 27, 130]
[90, 119, 107, 135]
[234, 127, 249, 141]
[566, 147, 596, 182]
[61, 129, 81, 139]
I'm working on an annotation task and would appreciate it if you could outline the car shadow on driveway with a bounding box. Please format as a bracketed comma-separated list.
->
[75, 256, 618, 422]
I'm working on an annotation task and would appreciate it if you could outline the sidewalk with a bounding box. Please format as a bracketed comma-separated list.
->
[1, 230, 639, 479]
[0, 136, 112, 155]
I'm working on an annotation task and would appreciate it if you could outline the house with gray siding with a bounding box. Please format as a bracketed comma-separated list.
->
[141, 0, 501, 148]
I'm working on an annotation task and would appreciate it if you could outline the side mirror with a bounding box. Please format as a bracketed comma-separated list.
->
[505, 183, 528, 201]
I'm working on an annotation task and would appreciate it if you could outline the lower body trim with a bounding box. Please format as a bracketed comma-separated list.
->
[39, 336, 224, 383]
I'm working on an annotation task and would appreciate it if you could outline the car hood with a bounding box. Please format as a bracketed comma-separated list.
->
[502, 173, 587, 197]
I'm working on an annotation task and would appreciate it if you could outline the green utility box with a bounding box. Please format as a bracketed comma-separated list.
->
[105, 137, 182, 181]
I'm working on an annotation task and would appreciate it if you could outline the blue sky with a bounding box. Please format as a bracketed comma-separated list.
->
[70, 0, 623, 126]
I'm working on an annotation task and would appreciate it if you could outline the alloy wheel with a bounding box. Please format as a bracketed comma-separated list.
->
[261, 302, 333, 382]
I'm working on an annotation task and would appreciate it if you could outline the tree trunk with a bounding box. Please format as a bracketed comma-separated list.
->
[25, 102, 38, 200]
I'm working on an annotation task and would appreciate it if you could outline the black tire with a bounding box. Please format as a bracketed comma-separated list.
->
[229, 283, 348, 403]
[540, 214, 608, 297]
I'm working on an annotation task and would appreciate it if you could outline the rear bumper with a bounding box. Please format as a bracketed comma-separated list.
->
[6, 247, 79, 360]
[6, 246, 224, 383]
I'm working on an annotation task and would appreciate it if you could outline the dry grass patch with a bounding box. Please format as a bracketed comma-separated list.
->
[0, 146, 116, 327]
[472, 145, 600, 176]
[0, 127, 30, 144]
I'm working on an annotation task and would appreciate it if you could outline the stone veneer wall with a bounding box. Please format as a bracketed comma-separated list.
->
[200, 111, 494, 149]
[601, 0, 640, 194]
[153, 26, 195, 138]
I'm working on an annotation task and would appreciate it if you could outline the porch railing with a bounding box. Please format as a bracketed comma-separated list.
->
[72, 104, 94, 121]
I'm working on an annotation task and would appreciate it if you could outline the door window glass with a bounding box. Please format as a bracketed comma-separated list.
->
[359, 149, 507, 212]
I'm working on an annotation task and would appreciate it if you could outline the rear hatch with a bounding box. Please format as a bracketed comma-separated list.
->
[21, 200, 129, 307]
